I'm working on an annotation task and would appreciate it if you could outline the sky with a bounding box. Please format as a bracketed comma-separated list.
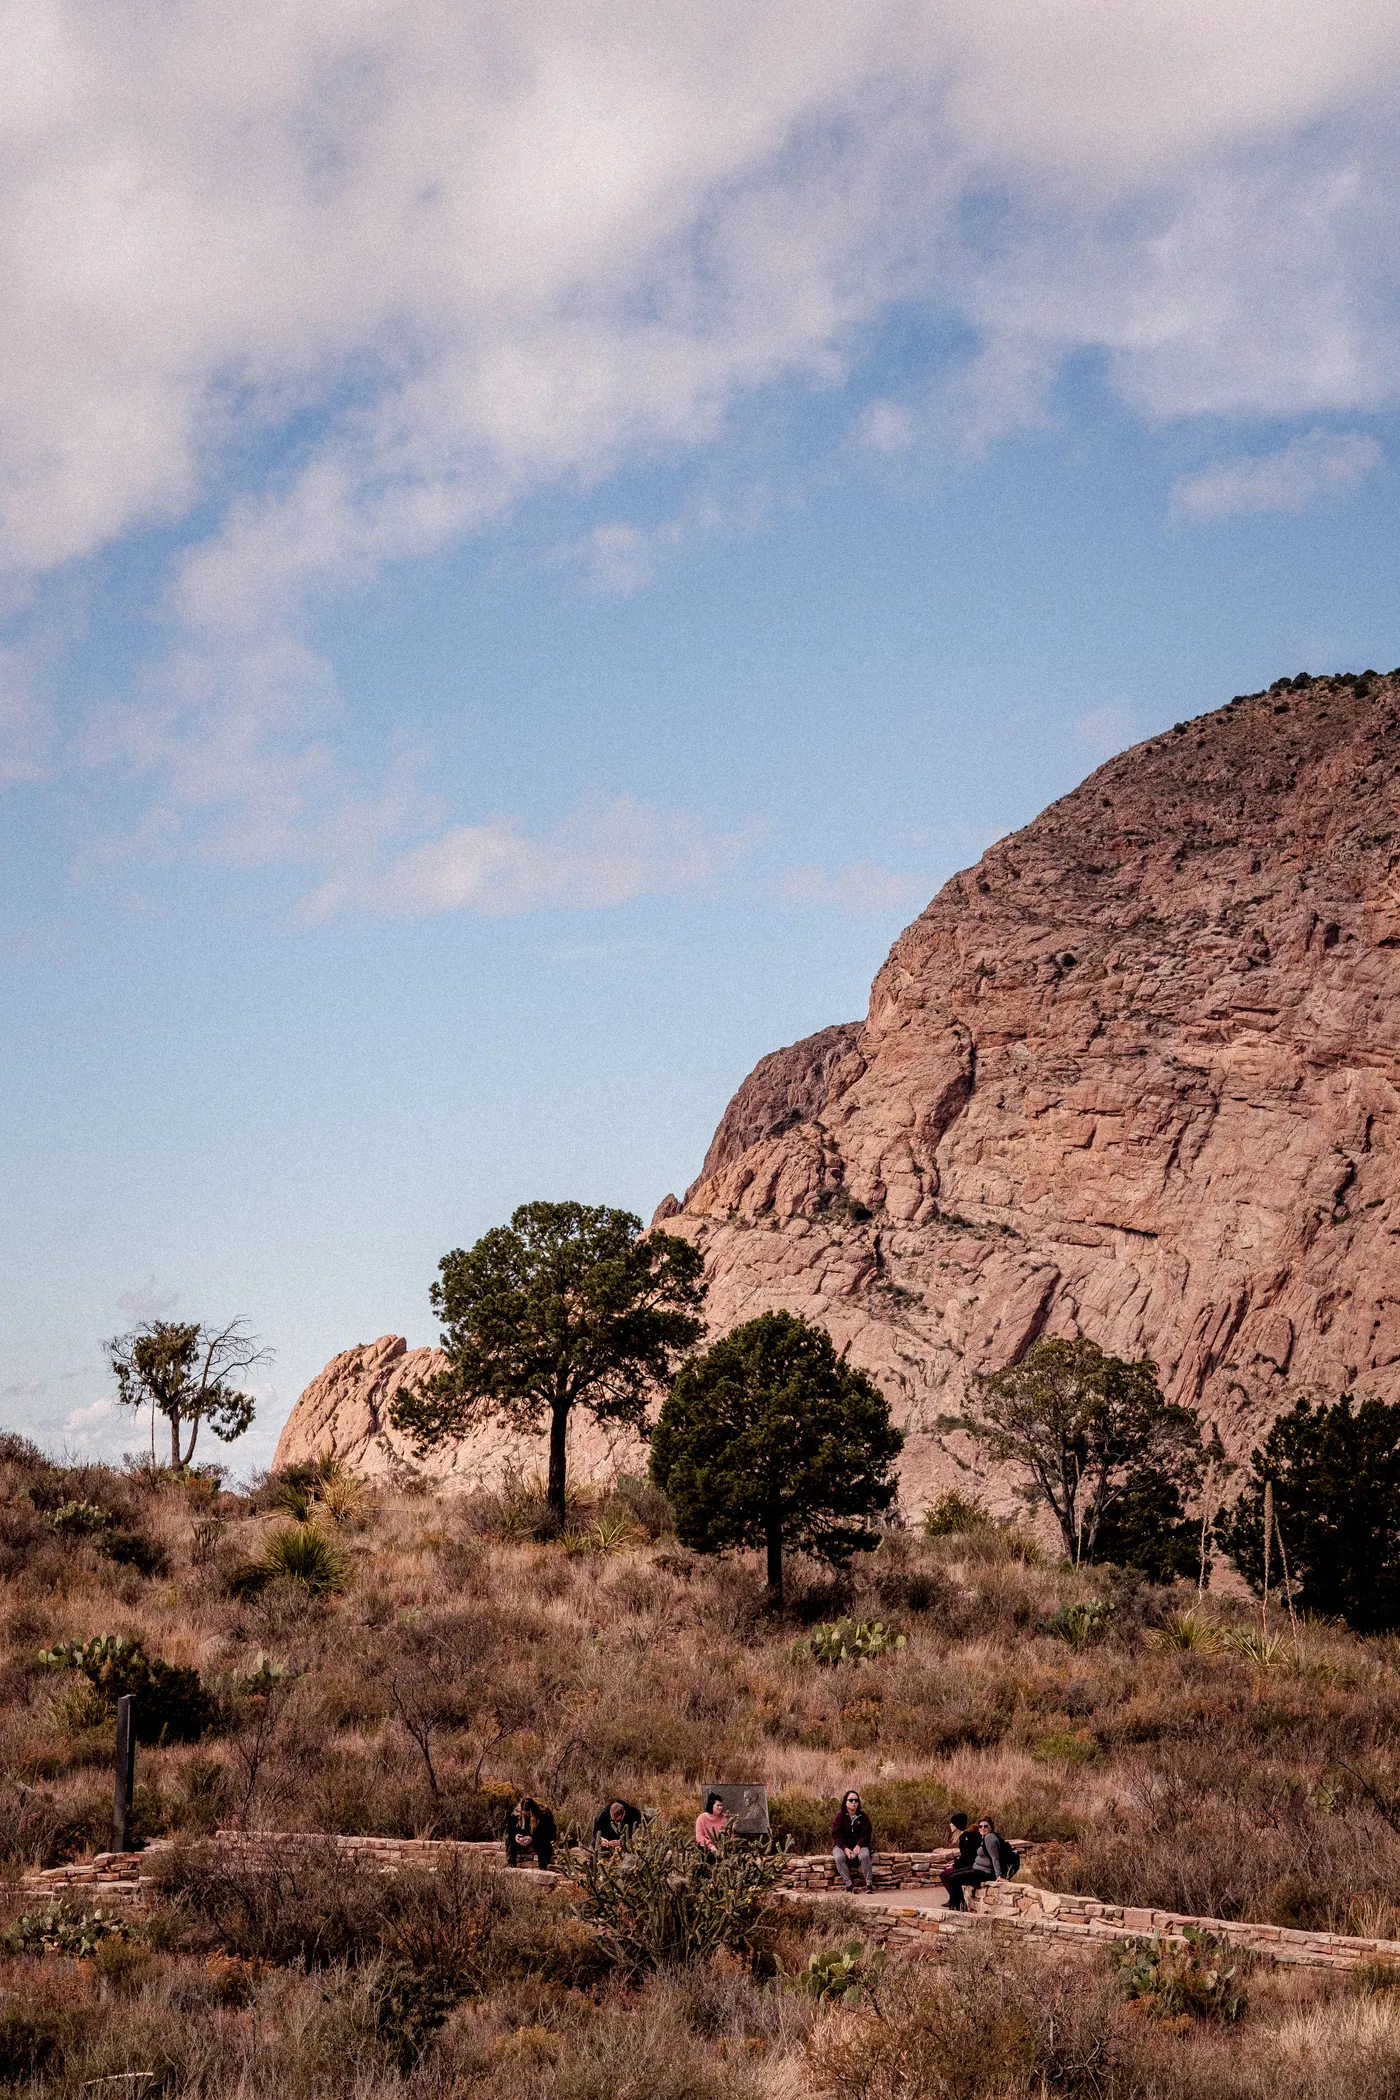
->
[4, 0, 1400, 1475]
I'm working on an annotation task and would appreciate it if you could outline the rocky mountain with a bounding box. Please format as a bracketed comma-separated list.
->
[654, 669, 1400, 1510]
[273, 1333, 644, 1484]
[276, 669, 1400, 1511]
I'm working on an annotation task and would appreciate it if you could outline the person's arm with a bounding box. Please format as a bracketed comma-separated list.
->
[987, 1834, 1009, 1878]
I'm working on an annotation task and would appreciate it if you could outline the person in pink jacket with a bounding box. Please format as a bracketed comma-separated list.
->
[695, 1792, 729, 1853]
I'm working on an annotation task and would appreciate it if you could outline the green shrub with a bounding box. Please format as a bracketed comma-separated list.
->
[923, 1491, 992, 1537]
[230, 1522, 350, 1597]
[563, 1818, 790, 1972]
[2, 1900, 134, 1956]
[794, 1938, 888, 2004]
[39, 1634, 215, 1743]
[1115, 1927, 1249, 2022]
[1047, 1600, 1114, 1649]
[798, 1617, 906, 1666]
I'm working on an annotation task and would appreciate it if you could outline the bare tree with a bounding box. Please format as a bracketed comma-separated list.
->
[107, 1317, 270, 1467]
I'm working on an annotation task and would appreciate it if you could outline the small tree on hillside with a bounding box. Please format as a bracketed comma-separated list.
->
[1218, 1395, 1400, 1634]
[962, 1337, 1205, 1565]
[390, 1202, 706, 1527]
[648, 1310, 903, 1608]
[107, 1318, 268, 1468]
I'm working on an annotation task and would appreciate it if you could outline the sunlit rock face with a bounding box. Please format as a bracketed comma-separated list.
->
[656, 672, 1400, 1512]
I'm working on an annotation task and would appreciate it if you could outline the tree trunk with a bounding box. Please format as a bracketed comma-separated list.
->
[183, 1414, 200, 1467]
[765, 1515, 784, 1609]
[547, 1400, 570, 1526]
[170, 1409, 182, 1469]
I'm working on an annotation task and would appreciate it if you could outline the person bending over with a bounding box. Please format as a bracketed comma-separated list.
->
[592, 1798, 643, 1850]
[695, 1793, 729, 1854]
[831, 1789, 874, 1891]
[505, 1796, 556, 1870]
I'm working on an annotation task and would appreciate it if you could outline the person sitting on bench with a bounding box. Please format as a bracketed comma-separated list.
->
[592, 1798, 643, 1850]
[505, 1796, 556, 1869]
[831, 1788, 874, 1891]
[940, 1813, 1010, 1910]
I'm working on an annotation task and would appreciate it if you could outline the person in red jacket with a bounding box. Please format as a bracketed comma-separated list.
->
[831, 1788, 874, 1890]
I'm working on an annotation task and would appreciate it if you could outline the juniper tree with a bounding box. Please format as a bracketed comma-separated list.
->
[649, 1310, 902, 1607]
[391, 1201, 706, 1526]
[106, 1318, 267, 1469]
[962, 1336, 1205, 1565]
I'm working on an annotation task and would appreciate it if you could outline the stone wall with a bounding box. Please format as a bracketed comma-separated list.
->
[20, 1833, 1400, 1977]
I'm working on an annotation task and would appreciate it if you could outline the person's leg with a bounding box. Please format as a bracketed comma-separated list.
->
[857, 1845, 873, 1890]
[941, 1868, 984, 1911]
[832, 1846, 854, 1889]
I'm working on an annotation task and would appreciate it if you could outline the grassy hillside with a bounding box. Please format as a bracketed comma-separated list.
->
[7, 1435, 1400, 2095]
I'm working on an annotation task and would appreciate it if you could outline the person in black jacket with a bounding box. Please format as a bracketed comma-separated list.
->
[592, 1798, 643, 1850]
[831, 1788, 874, 1890]
[505, 1796, 556, 1869]
[940, 1812, 1010, 1910]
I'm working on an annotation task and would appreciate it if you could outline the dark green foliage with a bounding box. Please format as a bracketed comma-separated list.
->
[392, 1201, 706, 1522]
[39, 1634, 216, 1744]
[563, 1817, 790, 1972]
[1092, 1467, 1201, 1584]
[964, 1337, 1206, 1564]
[3, 1900, 133, 1957]
[795, 1939, 888, 2005]
[229, 1522, 351, 1597]
[107, 1317, 267, 1467]
[649, 1311, 903, 1605]
[922, 1490, 992, 1537]
[1115, 1927, 1249, 2022]
[1219, 1395, 1400, 1632]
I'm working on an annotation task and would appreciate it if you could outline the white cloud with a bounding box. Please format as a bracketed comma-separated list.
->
[2, 0, 1400, 866]
[338, 795, 746, 919]
[780, 861, 926, 913]
[0, 2, 1395, 616]
[1170, 429, 1382, 520]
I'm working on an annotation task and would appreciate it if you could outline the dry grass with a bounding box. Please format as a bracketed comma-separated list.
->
[8, 1438, 1400, 2090]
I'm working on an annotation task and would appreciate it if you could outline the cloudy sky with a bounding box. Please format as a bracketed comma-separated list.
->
[4, 0, 1400, 1470]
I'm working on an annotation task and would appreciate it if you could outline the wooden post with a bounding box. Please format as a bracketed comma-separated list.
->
[112, 1694, 135, 1855]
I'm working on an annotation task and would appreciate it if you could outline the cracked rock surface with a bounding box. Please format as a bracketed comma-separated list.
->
[655, 671, 1400, 1510]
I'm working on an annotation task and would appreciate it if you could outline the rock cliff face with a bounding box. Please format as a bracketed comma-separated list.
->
[273, 1334, 645, 1485]
[656, 671, 1400, 1510]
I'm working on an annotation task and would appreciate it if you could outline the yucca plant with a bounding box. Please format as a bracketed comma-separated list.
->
[1219, 1627, 1293, 1669]
[563, 1510, 644, 1557]
[255, 1523, 350, 1596]
[1147, 1610, 1223, 1654]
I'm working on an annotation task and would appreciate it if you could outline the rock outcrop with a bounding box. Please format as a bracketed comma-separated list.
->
[656, 670, 1400, 1510]
[273, 1334, 645, 1485]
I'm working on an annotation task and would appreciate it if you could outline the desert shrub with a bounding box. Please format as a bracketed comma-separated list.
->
[805, 1934, 1121, 2099]
[923, 1490, 993, 1537]
[1148, 1609, 1224, 1653]
[230, 1521, 350, 1596]
[875, 1565, 946, 1614]
[1048, 1599, 1114, 1649]
[794, 1938, 888, 2004]
[563, 1818, 790, 1972]
[154, 1836, 517, 1977]
[0, 1962, 98, 2083]
[799, 1617, 906, 1665]
[39, 1634, 216, 1743]
[1115, 1926, 1249, 2022]
[3, 1900, 133, 1956]
[611, 1472, 674, 1538]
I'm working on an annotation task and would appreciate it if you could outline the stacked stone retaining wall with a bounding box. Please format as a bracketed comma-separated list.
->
[18, 1834, 1400, 1977]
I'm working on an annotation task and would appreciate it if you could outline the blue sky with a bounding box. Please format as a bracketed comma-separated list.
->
[3, 1, 1400, 1471]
